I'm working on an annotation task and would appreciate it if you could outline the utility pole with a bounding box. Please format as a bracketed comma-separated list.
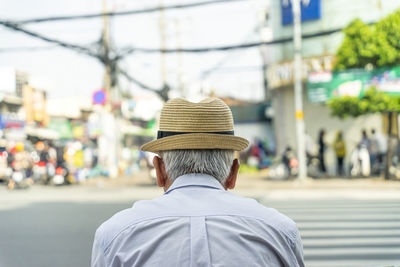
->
[100, 0, 119, 179]
[175, 18, 184, 97]
[102, 0, 112, 103]
[292, 0, 307, 180]
[159, 0, 167, 88]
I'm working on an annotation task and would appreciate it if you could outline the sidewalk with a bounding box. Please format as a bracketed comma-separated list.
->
[83, 171, 400, 190]
[235, 173, 400, 200]
[1, 173, 399, 211]
[79, 171, 400, 201]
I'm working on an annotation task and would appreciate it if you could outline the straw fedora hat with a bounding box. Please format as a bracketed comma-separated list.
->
[141, 97, 249, 153]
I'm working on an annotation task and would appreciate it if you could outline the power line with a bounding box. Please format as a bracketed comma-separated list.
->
[0, 14, 369, 97]
[200, 27, 259, 80]
[0, 45, 57, 53]
[0, 20, 161, 94]
[117, 26, 349, 55]
[1, 17, 365, 57]
[11, 0, 246, 25]
[118, 68, 160, 92]
[0, 21, 98, 58]
[119, 67, 170, 101]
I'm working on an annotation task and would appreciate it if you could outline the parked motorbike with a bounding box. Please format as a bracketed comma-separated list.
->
[33, 161, 48, 183]
[0, 150, 12, 182]
[52, 167, 65, 185]
[51, 165, 71, 186]
[7, 168, 32, 190]
[268, 148, 321, 180]
[268, 147, 298, 180]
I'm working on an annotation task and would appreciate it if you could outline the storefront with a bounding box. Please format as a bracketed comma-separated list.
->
[268, 57, 383, 175]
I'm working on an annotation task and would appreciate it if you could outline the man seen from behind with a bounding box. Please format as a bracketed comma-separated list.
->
[91, 97, 304, 267]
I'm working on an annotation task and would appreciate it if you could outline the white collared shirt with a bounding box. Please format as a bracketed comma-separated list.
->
[92, 174, 304, 267]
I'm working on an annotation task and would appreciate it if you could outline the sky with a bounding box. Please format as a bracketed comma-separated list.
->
[0, 0, 268, 102]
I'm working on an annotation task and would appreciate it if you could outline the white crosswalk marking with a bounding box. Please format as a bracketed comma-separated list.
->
[261, 199, 400, 267]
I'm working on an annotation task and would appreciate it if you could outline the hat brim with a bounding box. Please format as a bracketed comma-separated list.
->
[140, 133, 249, 153]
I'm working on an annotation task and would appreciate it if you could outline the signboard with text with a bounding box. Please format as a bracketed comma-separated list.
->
[267, 55, 334, 89]
[307, 66, 400, 103]
[281, 0, 321, 25]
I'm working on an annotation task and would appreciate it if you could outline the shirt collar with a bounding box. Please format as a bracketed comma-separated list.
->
[165, 173, 225, 194]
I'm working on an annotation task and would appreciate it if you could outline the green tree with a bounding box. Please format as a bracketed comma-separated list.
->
[329, 9, 400, 179]
[335, 9, 400, 70]
[329, 88, 400, 118]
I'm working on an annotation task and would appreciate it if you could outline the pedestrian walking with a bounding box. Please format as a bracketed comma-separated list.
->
[372, 129, 387, 174]
[318, 129, 327, 173]
[359, 130, 371, 176]
[370, 129, 380, 174]
[333, 131, 346, 176]
[305, 132, 316, 158]
[91, 98, 304, 267]
[360, 129, 371, 152]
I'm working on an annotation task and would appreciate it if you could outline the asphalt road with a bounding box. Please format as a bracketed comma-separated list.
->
[0, 201, 130, 267]
[0, 179, 400, 267]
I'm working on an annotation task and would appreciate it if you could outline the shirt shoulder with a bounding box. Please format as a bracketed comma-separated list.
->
[225, 192, 299, 240]
[94, 197, 166, 253]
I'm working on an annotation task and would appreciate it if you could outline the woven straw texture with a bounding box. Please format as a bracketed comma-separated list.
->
[141, 98, 249, 153]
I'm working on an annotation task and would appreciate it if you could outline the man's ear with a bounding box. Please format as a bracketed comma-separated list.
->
[224, 158, 239, 190]
[153, 156, 167, 188]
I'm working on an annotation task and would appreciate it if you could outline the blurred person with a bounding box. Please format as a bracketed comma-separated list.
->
[350, 144, 371, 177]
[7, 141, 16, 167]
[83, 144, 94, 169]
[372, 129, 387, 173]
[359, 129, 371, 153]
[282, 146, 294, 171]
[56, 145, 66, 167]
[37, 141, 50, 164]
[8, 142, 33, 189]
[333, 131, 346, 176]
[254, 138, 267, 160]
[92, 98, 304, 267]
[137, 149, 148, 169]
[318, 129, 327, 173]
[359, 144, 371, 177]
[359, 130, 372, 176]
[48, 143, 57, 165]
[47, 143, 57, 177]
[369, 129, 380, 174]
[248, 138, 261, 166]
[0, 139, 9, 181]
[305, 132, 316, 158]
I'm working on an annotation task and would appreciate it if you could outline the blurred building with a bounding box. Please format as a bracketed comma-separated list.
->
[220, 97, 275, 153]
[0, 67, 28, 97]
[0, 67, 27, 140]
[267, 0, 400, 174]
[23, 85, 49, 127]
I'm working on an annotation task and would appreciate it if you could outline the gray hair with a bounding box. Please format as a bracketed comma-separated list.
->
[159, 149, 235, 184]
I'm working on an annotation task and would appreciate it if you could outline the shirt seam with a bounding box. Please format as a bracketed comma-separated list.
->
[165, 184, 223, 194]
[102, 213, 296, 254]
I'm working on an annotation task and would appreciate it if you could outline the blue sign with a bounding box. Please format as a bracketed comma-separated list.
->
[281, 0, 321, 25]
[92, 89, 106, 105]
[0, 114, 24, 129]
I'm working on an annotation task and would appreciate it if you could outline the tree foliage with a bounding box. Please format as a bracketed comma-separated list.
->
[329, 9, 400, 119]
[335, 9, 400, 71]
[329, 10, 400, 179]
[328, 87, 400, 119]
